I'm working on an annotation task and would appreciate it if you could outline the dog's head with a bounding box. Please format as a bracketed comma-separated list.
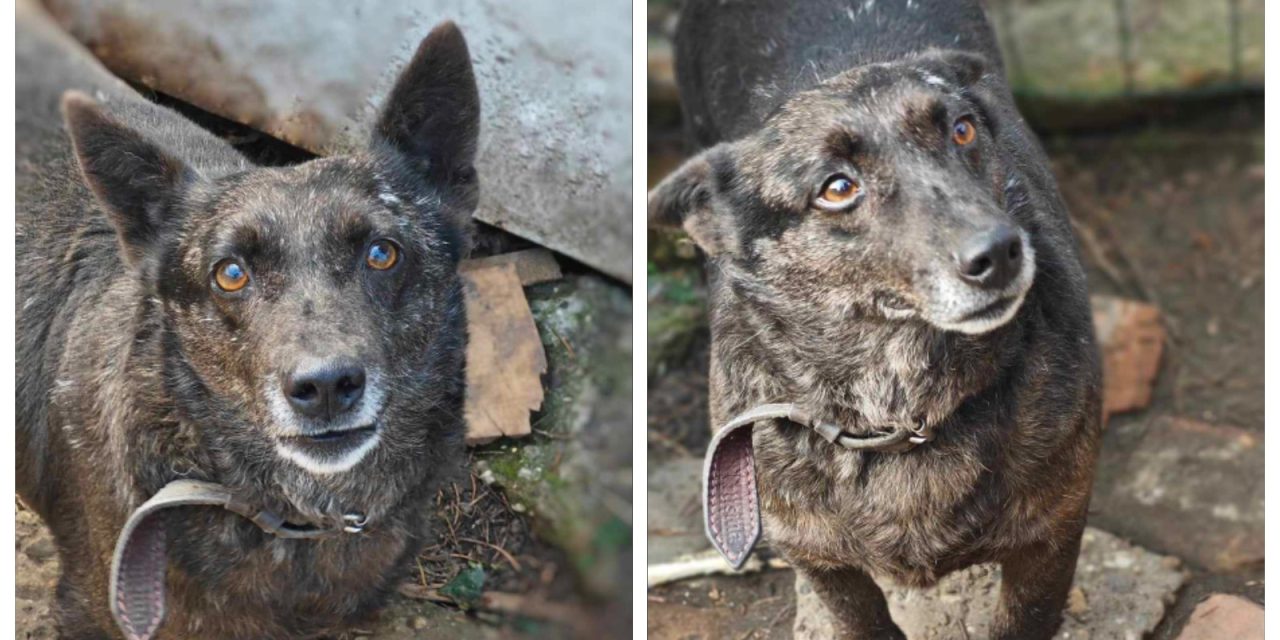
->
[61, 23, 477, 511]
[651, 50, 1035, 335]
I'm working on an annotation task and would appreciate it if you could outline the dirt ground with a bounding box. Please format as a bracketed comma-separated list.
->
[646, 98, 1264, 638]
[17, 462, 600, 639]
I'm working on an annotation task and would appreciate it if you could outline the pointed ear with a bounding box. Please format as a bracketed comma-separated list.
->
[648, 147, 736, 256]
[374, 21, 480, 188]
[62, 91, 194, 266]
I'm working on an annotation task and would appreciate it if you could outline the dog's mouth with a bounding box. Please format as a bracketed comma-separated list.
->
[935, 285, 1030, 335]
[960, 296, 1017, 323]
[282, 423, 378, 446]
[275, 422, 382, 475]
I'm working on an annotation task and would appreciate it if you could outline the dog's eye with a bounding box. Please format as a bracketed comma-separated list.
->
[213, 259, 249, 293]
[952, 117, 977, 146]
[366, 240, 400, 271]
[816, 175, 861, 210]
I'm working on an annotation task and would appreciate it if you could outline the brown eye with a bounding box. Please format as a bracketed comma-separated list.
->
[952, 117, 977, 145]
[366, 240, 399, 270]
[213, 259, 249, 292]
[816, 175, 861, 210]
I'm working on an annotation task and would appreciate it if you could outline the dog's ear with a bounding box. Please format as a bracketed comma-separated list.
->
[648, 146, 737, 256]
[374, 21, 480, 191]
[62, 91, 194, 267]
[916, 49, 989, 89]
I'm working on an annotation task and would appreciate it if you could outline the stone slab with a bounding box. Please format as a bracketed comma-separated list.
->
[1093, 416, 1264, 571]
[43, 0, 632, 282]
[647, 457, 711, 566]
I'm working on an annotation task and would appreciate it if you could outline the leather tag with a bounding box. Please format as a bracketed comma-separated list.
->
[702, 421, 761, 569]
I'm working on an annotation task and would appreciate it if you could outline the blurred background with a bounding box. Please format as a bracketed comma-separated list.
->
[647, 1, 1262, 638]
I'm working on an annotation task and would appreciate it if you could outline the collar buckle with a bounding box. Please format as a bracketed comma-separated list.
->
[907, 419, 935, 446]
[342, 513, 369, 534]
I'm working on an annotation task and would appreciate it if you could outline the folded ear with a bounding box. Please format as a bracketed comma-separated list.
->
[648, 147, 735, 256]
[915, 49, 989, 89]
[61, 91, 194, 267]
[374, 21, 480, 189]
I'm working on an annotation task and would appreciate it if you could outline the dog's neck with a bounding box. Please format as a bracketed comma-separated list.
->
[707, 266, 1020, 435]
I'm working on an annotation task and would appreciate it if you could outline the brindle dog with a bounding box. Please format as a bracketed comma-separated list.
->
[17, 3, 477, 637]
[650, 0, 1101, 637]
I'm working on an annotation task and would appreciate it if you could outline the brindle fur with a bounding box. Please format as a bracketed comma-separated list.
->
[651, 1, 1101, 637]
[17, 4, 479, 638]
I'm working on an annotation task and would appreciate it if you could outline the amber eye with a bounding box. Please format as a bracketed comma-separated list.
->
[366, 240, 400, 270]
[816, 175, 861, 210]
[213, 259, 249, 293]
[952, 117, 977, 145]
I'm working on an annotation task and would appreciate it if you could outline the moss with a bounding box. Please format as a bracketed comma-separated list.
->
[475, 275, 632, 599]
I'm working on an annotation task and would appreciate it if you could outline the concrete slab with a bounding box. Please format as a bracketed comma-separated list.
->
[43, 0, 633, 281]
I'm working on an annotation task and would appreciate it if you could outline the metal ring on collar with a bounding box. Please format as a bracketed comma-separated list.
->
[342, 513, 369, 534]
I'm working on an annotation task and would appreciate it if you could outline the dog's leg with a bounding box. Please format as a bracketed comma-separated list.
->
[802, 565, 905, 639]
[991, 525, 1085, 640]
[53, 573, 113, 640]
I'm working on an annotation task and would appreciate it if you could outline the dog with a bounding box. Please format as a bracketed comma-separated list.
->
[17, 3, 478, 637]
[650, 0, 1102, 637]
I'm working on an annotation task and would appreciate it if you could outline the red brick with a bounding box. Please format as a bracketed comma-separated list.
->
[1091, 295, 1166, 422]
[1176, 594, 1263, 640]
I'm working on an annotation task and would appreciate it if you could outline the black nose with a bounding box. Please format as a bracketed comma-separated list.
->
[957, 226, 1023, 290]
[283, 362, 366, 420]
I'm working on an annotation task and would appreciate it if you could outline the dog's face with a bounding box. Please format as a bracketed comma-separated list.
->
[651, 51, 1035, 335]
[62, 23, 477, 501]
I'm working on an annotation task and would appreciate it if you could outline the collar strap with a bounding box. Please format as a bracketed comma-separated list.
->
[110, 479, 365, 640]
[701, 403, 933, 569]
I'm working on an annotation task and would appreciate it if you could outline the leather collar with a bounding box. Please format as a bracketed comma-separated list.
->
[110, 479, 367, 640]
[702, 403, 934, 569]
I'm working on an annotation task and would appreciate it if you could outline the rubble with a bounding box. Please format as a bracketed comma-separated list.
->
[795, 528, 1186, 640]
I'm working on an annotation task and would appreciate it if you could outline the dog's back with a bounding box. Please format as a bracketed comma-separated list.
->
[676, 0, 1003, 146]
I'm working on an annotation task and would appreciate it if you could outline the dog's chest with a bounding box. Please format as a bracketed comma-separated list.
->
[753, 426, 1005, 585]
[162, 515, 410, 637]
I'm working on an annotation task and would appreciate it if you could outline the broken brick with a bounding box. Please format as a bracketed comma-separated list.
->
[1091, 295, 1166, 421]
[1176, 594, 1263, 640]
